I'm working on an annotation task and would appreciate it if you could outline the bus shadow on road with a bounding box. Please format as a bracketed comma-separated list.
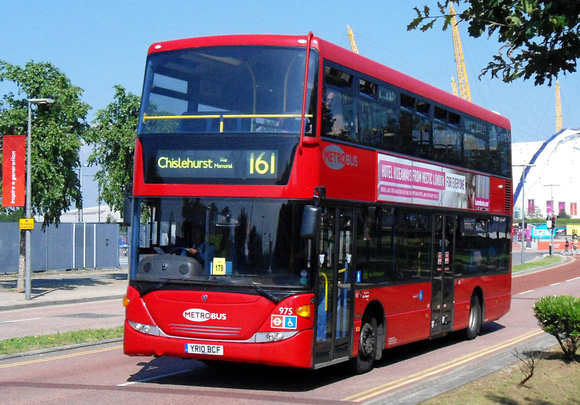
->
[127, 356, 352, 392]
[126, 322, 506, 392]
[372, 321, 506, 370]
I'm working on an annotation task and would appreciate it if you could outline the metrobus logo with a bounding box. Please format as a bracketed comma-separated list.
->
[183, 308, 227, 322]
[323, 145, 358, 170]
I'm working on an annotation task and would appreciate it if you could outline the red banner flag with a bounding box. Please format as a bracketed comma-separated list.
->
[2, 135, 26, 207]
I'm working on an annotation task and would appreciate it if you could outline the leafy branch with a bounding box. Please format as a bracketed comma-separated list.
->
[408, 1, 580, 85]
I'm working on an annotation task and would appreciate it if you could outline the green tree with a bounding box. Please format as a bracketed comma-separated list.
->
[408, 1, 580, 85]
[84, 85, 140, 217]
[0, 60, 89, 225]
[0, 60, 89, 292]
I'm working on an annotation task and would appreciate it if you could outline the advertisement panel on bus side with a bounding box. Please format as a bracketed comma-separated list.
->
[377, 153, 490, 211]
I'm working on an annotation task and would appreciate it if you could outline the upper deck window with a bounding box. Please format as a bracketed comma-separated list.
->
[359, 78, 377, 98]
[416, 100, 430, 117]
[139, 46, 318, 135]
[322, 65, 355, 141]
[401, 93, 415, 111]
[324, 66, 353, 88]
[434, 106, 447, 122]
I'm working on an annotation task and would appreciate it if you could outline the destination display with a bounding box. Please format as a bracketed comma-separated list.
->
[155, 149, 278, 179]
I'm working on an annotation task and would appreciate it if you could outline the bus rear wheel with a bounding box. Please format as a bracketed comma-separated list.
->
[464, 294, 482, 340]
[350, 315, 377, 374]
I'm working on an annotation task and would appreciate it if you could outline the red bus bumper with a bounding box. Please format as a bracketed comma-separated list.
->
[123, 321, 315, 369]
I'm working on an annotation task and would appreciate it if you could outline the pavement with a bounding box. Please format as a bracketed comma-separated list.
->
[0, 266, 128, 312]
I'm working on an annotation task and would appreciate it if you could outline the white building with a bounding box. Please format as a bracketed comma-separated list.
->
[52, 205, 121, 223]
[513, 128, 580, 219]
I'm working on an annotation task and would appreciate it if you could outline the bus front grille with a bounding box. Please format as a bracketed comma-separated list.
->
[169, 323, 242, 337]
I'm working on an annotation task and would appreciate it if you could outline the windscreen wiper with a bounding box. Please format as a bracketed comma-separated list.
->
[137, 277, 218, 294]
[159, 277, 218, 286]
[232, 276, 281, 304]
[138, 280, 173, 295]
[142, 276, 280, 304]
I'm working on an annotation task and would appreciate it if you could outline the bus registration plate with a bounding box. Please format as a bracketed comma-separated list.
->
[185, 343, 224, 356]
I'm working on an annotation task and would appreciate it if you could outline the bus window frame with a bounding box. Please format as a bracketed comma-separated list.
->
[319, 59, 511, 179]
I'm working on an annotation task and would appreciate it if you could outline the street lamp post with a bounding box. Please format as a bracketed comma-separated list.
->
[544, 184, 560, 256]
[25, 98, 54, 300]
[515, 164, 535, 265]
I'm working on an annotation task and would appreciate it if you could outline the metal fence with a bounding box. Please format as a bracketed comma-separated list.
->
[0, 222, 119, 274]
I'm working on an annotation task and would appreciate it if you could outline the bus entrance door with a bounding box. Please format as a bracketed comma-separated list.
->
[314, 207, 353, 368]
[431, 214, 456, 336]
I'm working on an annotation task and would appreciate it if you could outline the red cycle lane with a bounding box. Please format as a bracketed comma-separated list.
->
[512, 256, 580, 294]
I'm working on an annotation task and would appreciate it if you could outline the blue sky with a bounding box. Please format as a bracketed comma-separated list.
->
[2, 1, 579, 207]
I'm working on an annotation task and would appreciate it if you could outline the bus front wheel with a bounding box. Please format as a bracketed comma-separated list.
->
[351, 315, 377, 374]
[464, 294, 482, 340]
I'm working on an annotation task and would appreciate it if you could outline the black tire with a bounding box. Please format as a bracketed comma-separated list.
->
[350, 316, 378, 374]
[464, 294, 482, 340]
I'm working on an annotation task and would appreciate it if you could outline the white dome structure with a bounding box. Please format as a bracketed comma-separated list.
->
[513, 128, 580, 219]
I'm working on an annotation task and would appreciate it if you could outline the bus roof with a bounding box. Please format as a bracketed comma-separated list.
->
[147, 33, 511, 131]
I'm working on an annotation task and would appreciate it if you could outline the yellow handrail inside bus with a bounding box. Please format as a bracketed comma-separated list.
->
[142, 113, 313, 133]
[143, 113, 312, 123]
[320, 272, 328, 312]
[319, 268, 347, 312]
[143, 113, 222, 122]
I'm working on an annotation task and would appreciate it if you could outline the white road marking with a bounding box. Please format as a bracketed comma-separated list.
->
[0, 317, 43, 324]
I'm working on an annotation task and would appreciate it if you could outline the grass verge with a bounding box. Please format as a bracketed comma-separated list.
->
[512, 255, 564, 273]
[419, 346, 580, 404]
[0, 326, 123, 355]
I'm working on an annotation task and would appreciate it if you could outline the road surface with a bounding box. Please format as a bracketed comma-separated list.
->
[0, 259, 578, 404]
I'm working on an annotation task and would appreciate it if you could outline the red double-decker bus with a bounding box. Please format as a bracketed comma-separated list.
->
[123, 33, 512, 373]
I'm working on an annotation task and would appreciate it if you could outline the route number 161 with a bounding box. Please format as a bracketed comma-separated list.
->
[249, 152, 276, 175]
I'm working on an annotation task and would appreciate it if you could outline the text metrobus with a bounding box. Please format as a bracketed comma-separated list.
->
[123, 33, 512, 373]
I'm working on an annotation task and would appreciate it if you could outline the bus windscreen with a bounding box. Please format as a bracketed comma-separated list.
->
[138, 46, 318, 136]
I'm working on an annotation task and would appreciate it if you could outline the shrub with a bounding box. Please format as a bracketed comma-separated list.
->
[533, 295, 580, 361]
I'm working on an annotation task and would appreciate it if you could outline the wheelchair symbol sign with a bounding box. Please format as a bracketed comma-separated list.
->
[284, 316, 297, 329]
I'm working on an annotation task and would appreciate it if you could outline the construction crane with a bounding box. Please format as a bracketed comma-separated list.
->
[555, 80, 563, 132]
[451, 77, 459, 97]
[449, 4, 471, 101]
[347, 25, 359, 54]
